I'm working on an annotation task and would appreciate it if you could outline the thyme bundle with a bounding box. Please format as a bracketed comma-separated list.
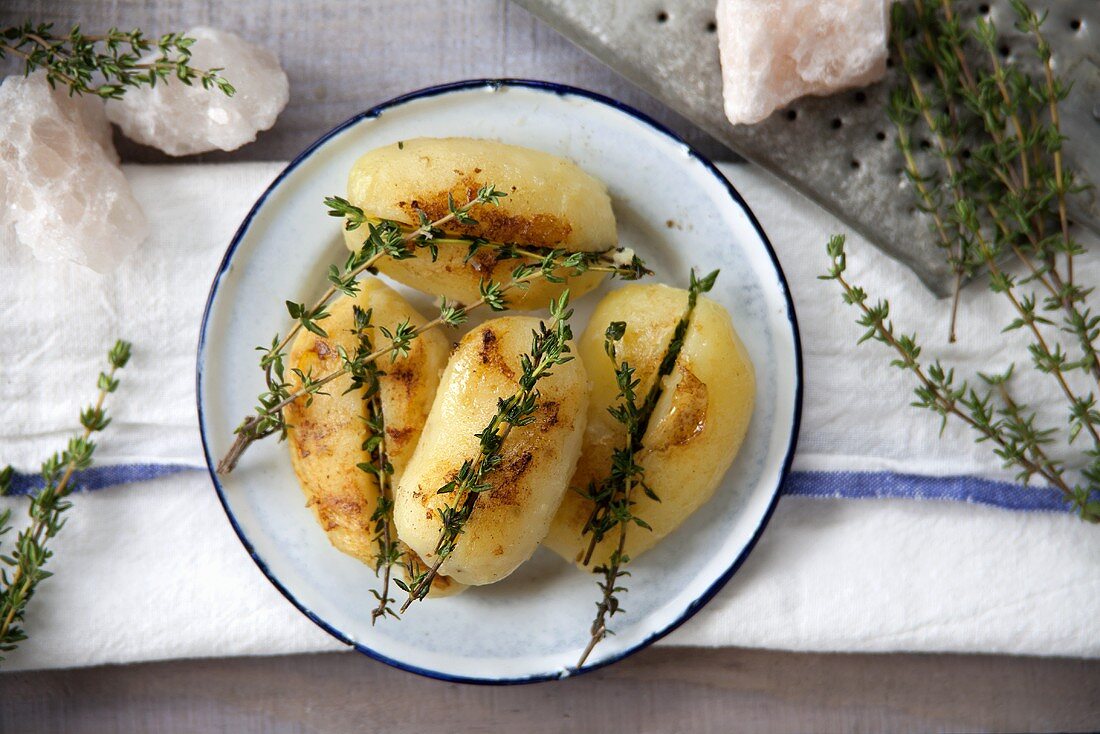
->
[0, 23, 234, 98]
[824, 237, 1098, 521]
[576, 270, 717, 668]
[824, 0, 1099, 521]
[217, 188, 648, 474]
[0, 340, 131, 660]
[399, 292, 578, 610]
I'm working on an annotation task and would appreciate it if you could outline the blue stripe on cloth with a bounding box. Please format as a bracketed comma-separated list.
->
[782, 470, 1071, 513]
[1, 464, 1073, 514]
[5, 463, 199, 496]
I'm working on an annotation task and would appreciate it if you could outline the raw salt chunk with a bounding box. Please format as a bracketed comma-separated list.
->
[716, 0, 888, 125]
[0, 72, 147, 272]
[106, 27, 289, 156]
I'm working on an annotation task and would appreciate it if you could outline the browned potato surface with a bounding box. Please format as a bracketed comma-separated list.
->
[343, 137, 617, 309]
[285, 276, 462, 596]
[394, 316, 589, 585]
[544, 283, 755, 568]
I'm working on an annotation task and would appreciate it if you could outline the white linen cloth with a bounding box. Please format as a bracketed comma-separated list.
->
[0, 162, 1097, 671]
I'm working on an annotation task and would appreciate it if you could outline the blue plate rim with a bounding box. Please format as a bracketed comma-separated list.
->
[195, 78, 804, 685]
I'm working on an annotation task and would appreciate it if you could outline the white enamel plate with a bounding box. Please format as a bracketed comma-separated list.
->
[198, 80, 802, 683]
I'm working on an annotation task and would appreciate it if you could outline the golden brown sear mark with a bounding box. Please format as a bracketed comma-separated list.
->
[538, 400, 560, 432]
[291, 420, 337, 456]
[314, 496, 368, 532]
[468, 247, 501, 274]
[386, 425, 414, 448]
[480, 451, 534, 508]
[398, 178, 572, 247]
[646, 366, 708, 452]
[387, 362, 419, 399]
[477, 327, 517, 380]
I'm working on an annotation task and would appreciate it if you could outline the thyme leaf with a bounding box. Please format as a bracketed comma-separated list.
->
[576, 270, 718, 668]
[839, 0, 1100, 522]
[400, 291, 578, 611]
[0, 23, 234, 98]
[217, 186, 650, 475]
[0, 340, 132, 660]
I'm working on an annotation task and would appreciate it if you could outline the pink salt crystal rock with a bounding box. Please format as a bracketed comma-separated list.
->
[105, 27, 289, 156]
[0, 72, 148, 272]
[716, 0, 888, 125]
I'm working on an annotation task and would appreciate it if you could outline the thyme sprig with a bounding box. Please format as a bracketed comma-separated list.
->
[823, 236, 1099, 522]
[0, 340, 132, 660]
[852, 0, 1100, 521]
[398, 292, 577, 611]
[340, 305, 402, 623]
[272, 187, 507, 381]
[218, 188, 509, 474]
[576, 270, 717, 668]
[0, 23, 234, 98]
[890, 0, 1098, 388]
[217, 190, 649, 475]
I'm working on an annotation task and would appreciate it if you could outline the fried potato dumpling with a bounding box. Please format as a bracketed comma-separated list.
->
[544, 283, 755, 568]
[343, 137, 617, 309]
[394, 316, 589, 586]
[285, 276, 463, 597]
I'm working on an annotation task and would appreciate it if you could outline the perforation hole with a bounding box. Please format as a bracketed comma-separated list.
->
[786, 109, 797, 121]
[855, 91, 867, 104]
[706, 19, 717, 32]
[1070, 19, 1081, 31]
[831, 118, 843, 129]
[656, 10, 669, 23]
[851, 160, 861, 169]
[876, 131, 887, 141]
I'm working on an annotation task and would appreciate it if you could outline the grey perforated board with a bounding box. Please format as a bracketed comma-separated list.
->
[514, 0, 1100, 295]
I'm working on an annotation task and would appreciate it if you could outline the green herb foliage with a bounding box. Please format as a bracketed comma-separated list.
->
[822, 0, 1100, 522]
[0, 340, 132, 661]
[576, 270, 718, 668]
[0, 23, 234, 98]
[339, 305, 402, 623]
[217, 188, 650, 474]
[398, 292, 579, 611]
[824, 236, 1098, 522]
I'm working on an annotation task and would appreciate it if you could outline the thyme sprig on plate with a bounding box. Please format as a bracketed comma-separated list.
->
[0, 340, 132, 660]
[218, 187, 507, 474]
[0, 23, 234, 98]
[823, 236, 1099, 522]
[340, 305, 403, 623]
[576, 270, 717, 668]
[217, 190, 649, 475]
[398, 292, 577, 611]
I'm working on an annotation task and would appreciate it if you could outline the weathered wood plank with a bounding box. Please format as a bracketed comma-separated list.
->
[2, 647, 1098, 733]
[0, 0, 730, 163]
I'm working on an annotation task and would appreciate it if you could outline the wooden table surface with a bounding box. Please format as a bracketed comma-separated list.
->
[1, 1, 1098, 732]
[2, 647, 1099, 733]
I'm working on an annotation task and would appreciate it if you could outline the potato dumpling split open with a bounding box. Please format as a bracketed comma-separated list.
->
[343, 137, 617, 309]
[285, 276, 462, 597]
[394, 316, 589, 586]
[543, 283, 755, 568]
